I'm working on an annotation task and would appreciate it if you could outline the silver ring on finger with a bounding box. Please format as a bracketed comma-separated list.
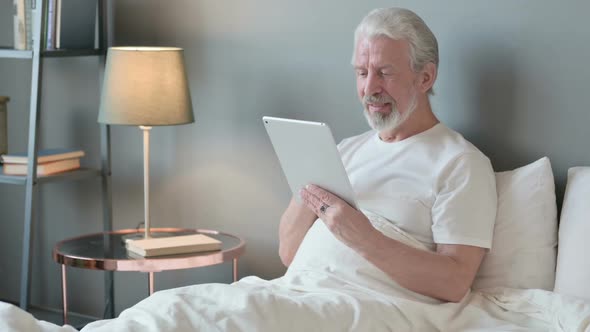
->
[319, 204, 330, 214]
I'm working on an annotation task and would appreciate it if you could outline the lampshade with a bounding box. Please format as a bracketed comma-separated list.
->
[98, 47, 194, 126]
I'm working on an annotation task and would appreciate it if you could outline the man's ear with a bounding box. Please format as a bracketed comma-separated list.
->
[417, 62, 437, 93]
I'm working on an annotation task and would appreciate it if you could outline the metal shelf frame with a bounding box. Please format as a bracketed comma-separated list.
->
[0, 0, 114, 318]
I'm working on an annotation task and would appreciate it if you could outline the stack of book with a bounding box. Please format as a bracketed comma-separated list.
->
[0, 148, 84, 176]
[126, 234, 222, 257]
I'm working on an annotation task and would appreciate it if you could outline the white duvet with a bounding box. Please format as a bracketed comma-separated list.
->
[2, 213, 590, 332]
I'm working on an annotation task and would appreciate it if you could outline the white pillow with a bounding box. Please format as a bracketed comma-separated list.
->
[472, 157, 558, 290]
[554, 167, 590, 300]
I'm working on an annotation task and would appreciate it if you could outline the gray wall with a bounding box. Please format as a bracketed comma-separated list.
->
[1, 0, 589, 318]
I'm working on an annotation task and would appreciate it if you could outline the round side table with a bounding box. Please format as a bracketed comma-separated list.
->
[53, 228, 246, 324]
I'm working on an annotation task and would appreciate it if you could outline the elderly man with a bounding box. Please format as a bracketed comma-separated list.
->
[278, 8, 497, 303]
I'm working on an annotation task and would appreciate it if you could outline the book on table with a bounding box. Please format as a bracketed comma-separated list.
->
[0, 148, 84, 164]
[126, 234, 223, 257]
[2, 158, 80, 176]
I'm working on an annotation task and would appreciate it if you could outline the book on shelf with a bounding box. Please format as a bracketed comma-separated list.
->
[13, 0, 26, 50]
[126, 234, 223, 257]
[12, 0, 39, 50]
[11, 0, 98, 51]
[0, 148, 84, 164]
[55, 0, 97, 49]
[44, 0, 57, 49]
[25, 0, 33, 50]
[2, 157, 80, 176]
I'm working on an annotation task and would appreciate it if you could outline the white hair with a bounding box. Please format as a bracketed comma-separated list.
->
[352, 8, 439, 95]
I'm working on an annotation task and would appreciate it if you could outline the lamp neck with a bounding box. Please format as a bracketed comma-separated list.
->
[141, 125, 152, 238]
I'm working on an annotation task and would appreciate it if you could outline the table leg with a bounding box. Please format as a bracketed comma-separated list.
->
[61, 265, 68, 325]
[148, 272, 154, 295]
[233, 259, 238, 282]
[104, 271, 114, 319]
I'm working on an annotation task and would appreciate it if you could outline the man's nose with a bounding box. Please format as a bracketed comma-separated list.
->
[364, 72, 382, 97]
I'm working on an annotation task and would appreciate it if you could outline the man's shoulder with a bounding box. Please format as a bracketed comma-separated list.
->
[431, 124, 488, 160]
[418, 124, 493, 178]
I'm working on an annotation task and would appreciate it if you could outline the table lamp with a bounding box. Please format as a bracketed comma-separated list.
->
[98, 47, 194, 240]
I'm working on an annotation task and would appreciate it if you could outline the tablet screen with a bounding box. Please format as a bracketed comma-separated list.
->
[263, 116, 357, 209]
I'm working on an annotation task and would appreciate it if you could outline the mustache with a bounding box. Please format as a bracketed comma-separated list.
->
[363, 94, 394, 105]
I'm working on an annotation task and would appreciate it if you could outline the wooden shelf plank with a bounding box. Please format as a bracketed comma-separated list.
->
[41, 49, 105, 57]
[0, 168, 26, 184]
[0, 49, 106, 59]
[0, 167, 101, 185]
[0, 49, 33, 59]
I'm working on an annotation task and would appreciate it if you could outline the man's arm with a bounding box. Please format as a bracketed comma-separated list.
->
[278, 198, 318, 267]
[300, 185, 485, 303]
[358, 232, 485, 302]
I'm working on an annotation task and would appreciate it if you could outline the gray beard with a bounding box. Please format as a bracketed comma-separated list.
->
[363, 92, 418, 132]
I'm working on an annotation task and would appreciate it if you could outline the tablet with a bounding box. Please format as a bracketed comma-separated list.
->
[263, 116, 358, 209]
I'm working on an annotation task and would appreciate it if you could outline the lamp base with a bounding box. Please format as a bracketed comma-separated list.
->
[122, 231, 180, 244]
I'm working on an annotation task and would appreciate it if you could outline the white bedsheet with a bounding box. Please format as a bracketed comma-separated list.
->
[2, 213, 589, 332]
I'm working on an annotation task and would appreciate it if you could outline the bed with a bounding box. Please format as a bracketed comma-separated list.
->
[1, 157, 590, 331]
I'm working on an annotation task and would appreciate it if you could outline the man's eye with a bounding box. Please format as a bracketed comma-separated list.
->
[356, 71, 367, 77]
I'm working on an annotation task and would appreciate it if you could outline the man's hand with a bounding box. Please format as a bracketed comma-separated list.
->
[299, 184, 378, 248]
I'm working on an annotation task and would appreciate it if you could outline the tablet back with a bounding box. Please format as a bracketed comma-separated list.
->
[263, 116, 357, 209]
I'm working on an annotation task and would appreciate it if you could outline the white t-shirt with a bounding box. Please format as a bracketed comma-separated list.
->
[338, 123, 497, 250]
